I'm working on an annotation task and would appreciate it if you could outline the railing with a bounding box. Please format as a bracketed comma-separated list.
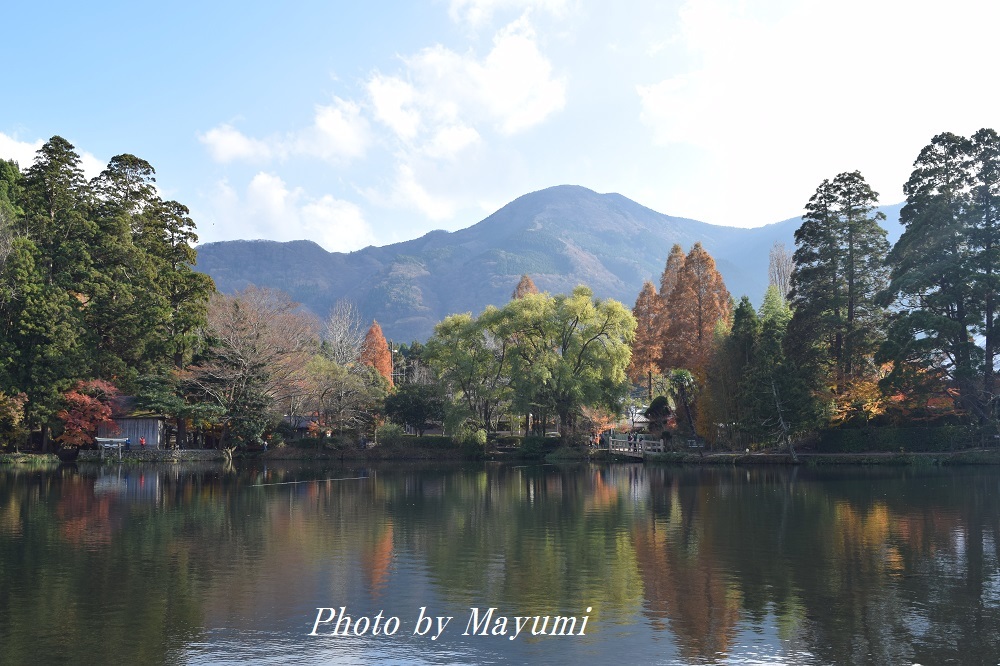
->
[608, 436, 665, 457]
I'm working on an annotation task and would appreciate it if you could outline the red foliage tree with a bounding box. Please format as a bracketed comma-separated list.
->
[56, 380, 120, 446]
[361, 321, 394, 388]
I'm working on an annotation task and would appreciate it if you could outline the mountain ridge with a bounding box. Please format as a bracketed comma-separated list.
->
[195, 185, 903, 342]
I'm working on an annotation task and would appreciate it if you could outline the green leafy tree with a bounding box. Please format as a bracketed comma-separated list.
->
[303, 355, 386, 437]
[508, 287, 635, 435]
[384, 382, 446, 435]
[0, 159, 23, 277]
[747, 286, 816, 456]
[424, 310, 513, 431]
[667, 369, 697, 438]
[88, 156, 214, 380]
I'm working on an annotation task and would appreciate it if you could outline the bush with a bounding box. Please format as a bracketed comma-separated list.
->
[414, 435, 456, 448]
[520, 435, 560, 459]
[376, 423, 406, 446]
[817, 425, 981, 453]
[291, 436, 325, 449]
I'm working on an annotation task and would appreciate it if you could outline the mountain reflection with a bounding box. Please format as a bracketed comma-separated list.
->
[2, 463, 1000, 664]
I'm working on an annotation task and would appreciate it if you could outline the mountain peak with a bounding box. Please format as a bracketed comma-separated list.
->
[195, 185, 903, 343]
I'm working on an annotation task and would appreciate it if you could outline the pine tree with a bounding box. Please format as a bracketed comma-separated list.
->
[361, 321, 394, 388]
[627, 281, 662, 383]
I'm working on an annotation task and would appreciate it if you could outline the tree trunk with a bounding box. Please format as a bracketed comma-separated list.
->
[176, 417, 187, 450]
[771, 379, 798, 462]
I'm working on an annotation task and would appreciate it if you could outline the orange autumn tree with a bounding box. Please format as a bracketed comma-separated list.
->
[627, 281, 663, 383]
[511, 274, 539, 300]
[361, 321, 394, 388]
[654, 244, 687, 369]
[663, 243, 731, 377]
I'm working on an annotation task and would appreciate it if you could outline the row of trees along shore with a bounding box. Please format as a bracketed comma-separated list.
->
[628, 129, 1000, 454]
[2, 129, 999, 454]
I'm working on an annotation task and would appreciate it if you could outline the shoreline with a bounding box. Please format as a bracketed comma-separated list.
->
[5, 446, 1000, 466]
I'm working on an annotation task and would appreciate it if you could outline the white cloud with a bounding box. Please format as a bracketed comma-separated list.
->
[423, 124, 481, 160]
[199, 124, 273, 163]
[634, 0, 1000, 225]
[297, 98, 370, 161]
[389, 164, 458, 221]
[201, 98, 370, 166]
[402, 15, 566, 137]
[368, 75, 421, 141]
[206, 173, 377, 252]
[0, 132, 105, 180]
[448, 0, 570, 27]
[302, 196, 375, 251]
[0, 133, 42, 168]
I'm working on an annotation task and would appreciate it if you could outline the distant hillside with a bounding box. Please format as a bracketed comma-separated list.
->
[195, 185, 903, 343]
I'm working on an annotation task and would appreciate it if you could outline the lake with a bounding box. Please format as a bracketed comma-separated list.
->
[1, 461, 999, 664]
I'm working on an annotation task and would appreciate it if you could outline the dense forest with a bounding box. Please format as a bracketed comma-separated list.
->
[1, 130, 998, 454]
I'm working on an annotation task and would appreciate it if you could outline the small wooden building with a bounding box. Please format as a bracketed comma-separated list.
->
[96, 396, 167, 449]
[97, 417, 166, 449]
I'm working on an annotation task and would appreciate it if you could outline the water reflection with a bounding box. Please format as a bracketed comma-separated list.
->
[1, 462, 1000, 664]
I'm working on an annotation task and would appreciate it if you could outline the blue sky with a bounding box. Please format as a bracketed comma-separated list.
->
[3, 0, 997, 252]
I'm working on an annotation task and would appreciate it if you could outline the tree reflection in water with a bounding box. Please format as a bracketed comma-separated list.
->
[1, 462, 999, 664]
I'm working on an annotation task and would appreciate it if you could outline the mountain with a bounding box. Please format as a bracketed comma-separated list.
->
[195, 185, 903, 343]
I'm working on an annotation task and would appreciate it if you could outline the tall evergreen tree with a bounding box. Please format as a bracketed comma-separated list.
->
[881, 129, 1000, 420]
[4, 138, 95, 446]
[20, 136, 95, 291]
[789, 171, 889, 415]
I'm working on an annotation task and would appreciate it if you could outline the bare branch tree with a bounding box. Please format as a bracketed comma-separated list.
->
[188, 286, 318, 452]
[768, 241, 793, 300]
[323, 299, 367, 366]
[0, 208, 13, 273]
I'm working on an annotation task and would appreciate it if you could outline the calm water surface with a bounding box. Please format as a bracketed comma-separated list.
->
[2, 461, 1000, 665]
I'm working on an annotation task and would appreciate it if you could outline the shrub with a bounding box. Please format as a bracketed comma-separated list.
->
[376, 423, 406, 446]
[520, 435, 560, 459]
